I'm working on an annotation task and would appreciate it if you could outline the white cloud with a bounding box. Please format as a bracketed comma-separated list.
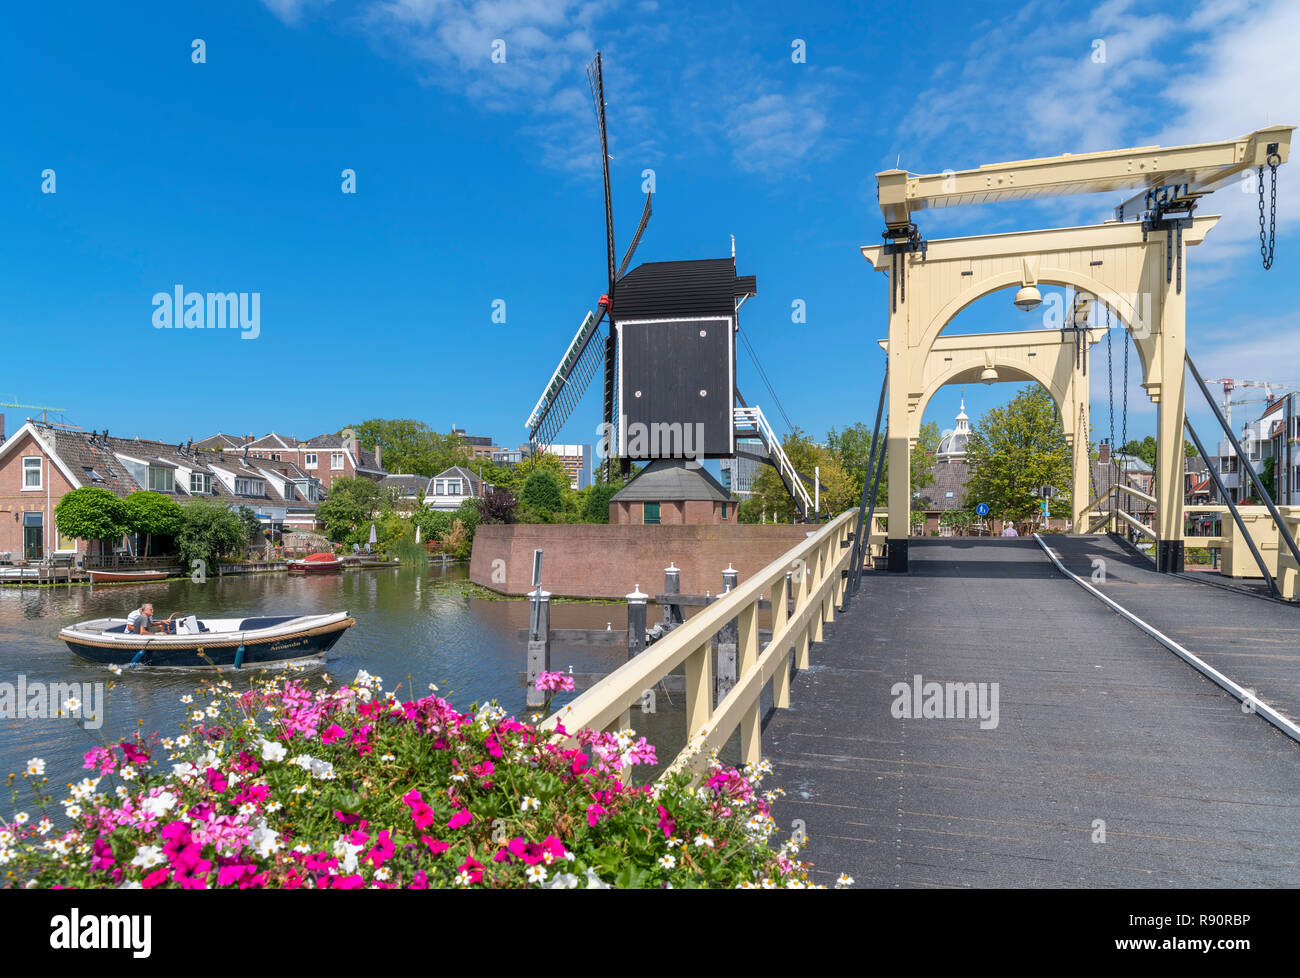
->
[261, 0, 335, 24]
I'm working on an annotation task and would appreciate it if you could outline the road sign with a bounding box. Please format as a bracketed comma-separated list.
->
[975, 503, 990, 517]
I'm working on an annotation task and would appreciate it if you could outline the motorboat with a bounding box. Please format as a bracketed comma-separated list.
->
[58, 611, 355, 668]
[286, 552, 343, 574]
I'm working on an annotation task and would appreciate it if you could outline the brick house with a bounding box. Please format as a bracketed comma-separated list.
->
[0, 421, 320, 561]
[608, 459, 736, 525]
[197, 430, 386, 491]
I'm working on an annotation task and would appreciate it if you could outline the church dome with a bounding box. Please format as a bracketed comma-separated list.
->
[936, 395, 970, 462]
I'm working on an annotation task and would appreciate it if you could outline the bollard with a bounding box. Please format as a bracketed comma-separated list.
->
[525, 589, 551, 709]
[716, 565, 738, 702]
[627, 585, 647, 659]
[663, 562, 684, 627]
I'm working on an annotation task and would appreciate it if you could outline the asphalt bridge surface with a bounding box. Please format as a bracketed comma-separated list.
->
[763, 537, 1300, 888]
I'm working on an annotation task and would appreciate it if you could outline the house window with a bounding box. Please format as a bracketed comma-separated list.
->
[305, 453, 318, 468]
[331, 453, 344, 469]
[235, 478, 264, 496]
[190, 472, 212, 494]
[721, 503, 728, 520]
[447, 480, 461, 496]
[283, 484, 296, 501]
[56, 522, 76, 552]
[272, 453, 281, 461]
[148, 467, 174, 492]
[435, 480, 445, 495]
[643, 502, 660, 525]
[22, 457, 41, 489]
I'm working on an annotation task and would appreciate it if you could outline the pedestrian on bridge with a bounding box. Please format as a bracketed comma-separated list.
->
[1001, 523, 1019, 537]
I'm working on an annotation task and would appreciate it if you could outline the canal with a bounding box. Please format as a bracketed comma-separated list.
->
[0, 564, 702, 796]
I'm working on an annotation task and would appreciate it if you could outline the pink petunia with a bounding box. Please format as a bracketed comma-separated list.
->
[447, 809, 473, 830]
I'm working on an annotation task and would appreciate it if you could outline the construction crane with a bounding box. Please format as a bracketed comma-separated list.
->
[0, 396, 68, 424]
[1203, 379, 1294, 428]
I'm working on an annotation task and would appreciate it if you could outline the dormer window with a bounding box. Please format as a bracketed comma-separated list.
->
[235, 477, 265, 496]
[189, 472, 212, 494]
[148, 467, 174, 492]
[83, 466, 106, 485]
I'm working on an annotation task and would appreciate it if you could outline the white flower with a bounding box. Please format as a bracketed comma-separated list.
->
[175, 735, 191, 748]
[190, 710, 205, 723]
[835, 873, 855, 888]
[61, 697, 81, 714]
[373, 867, 391, 881]
[131, 845, 165, 869]
[520, 796, 541, 812]
[64, 804, 82, 819]
[250, 826, 281, 859]
[36, 818, 52, 836]
[108, 665, 123, 676]
[119, 765, 137, 781]
[526, 865, 548, 885]
[454, 870, 474, 887]
[25, 758, 45, 777]
[172, 762, 198, 779]
[258, 739, 287, 763]
[380, 753, 395, 763]
[238, 803, 258, 817]
[658, 854, 676, 869]
[545, 872, 580, 889]
[694, 833, 714, 848]
[291, 784, 308, 795]
[180, 695, 194, 705]
[140, 792, 177, 818]
[266, 801, 282, 813]
[332, 835, 363, 873]
[12, 812, 28, 826]
[205, 706, 219, 718]
[584, 868, 611, 889]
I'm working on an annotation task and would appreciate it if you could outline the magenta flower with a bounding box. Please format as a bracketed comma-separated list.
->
[320, 723, 347, 745]
[447, 809, 473, 830]
[585, 802, 609, 827]
[535, 671, 575, 693]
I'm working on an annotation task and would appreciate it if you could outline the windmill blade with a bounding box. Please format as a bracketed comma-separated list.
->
[617, 190, 653, 280]
[525, 310, 605, 451]
[587, 53, 617, 296]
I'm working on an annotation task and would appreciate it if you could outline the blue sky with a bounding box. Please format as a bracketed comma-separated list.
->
[2, 0, 1297, 462]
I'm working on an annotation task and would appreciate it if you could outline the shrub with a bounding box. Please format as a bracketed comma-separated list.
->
[477, 488, 517, 524]
[582, 479, 624, 523]
[1, 672, 844, 889]
[520, 469, 563, 518]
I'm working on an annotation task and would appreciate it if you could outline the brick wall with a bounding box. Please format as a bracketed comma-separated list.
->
[469, 522, 816, 598]
[0, 430, 80, 557]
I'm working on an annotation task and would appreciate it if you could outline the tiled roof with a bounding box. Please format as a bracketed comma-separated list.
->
[609, 459, 730, 502]
[917, 460, 970, 512]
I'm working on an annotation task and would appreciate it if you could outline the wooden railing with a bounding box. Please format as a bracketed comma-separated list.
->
[541, 510, 857, 778]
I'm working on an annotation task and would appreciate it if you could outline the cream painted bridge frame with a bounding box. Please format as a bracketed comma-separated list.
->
[862, 126, 1293, 574]
[863, 216, 1219, 571]
[877, 325, 1104, 529]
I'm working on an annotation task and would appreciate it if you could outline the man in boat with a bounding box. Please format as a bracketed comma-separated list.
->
[125, 603, 163, 635]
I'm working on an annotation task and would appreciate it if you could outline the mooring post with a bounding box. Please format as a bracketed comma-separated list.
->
[525, 587, 551, 710]
[663, 562, 683, 627]
[716, 565, 739, 702]
[626, 585, 647, 659]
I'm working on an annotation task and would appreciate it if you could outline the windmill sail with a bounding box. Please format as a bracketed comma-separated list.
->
[526, 311, 603, 450]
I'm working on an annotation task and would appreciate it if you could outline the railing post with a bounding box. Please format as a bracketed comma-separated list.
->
[772, 571, 793, 709]
[716, 565, 738, 701]
[795, 545, 812, 670]
[737, 599, 761, 766]
[684, 639, 713, 747]
[810, 537, 826, 643]
[524, 589, 551, 710]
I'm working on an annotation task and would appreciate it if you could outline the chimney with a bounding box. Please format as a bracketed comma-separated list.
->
[0, 413, 5, 443]
[1099, 440, 1111, 465]
[375, 443, 383, 471]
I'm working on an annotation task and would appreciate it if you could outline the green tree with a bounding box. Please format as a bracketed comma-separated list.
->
[123, 491, 184, 556]
[413, 509, 453, 542]
[175, 501, 246, 575]
[583, 478, 626, 523]
[1121, 435, 1198, 468]
[349, 419, 471, 477]
[520, 469, 564, 520]
[963, 385, 1072, 523]
[54, 488, 129, 551]
[748, 428, 857, 522]
[515, 451, 569, 484]
[826, 419, 938, 506]
[317, 476, 390, 543]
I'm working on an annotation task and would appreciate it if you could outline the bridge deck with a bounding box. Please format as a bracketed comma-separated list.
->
[763, 537, 1300, 888]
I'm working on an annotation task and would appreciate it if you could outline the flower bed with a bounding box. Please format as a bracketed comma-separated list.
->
[2, 670, 849, 889]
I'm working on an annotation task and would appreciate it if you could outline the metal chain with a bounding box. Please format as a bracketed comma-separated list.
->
[1106, 305, 1114, 454]
[1258, 159, 1280, 270]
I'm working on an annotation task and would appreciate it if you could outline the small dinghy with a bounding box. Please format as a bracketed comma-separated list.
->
[59, 612, 355, 668]
[287, 552, 343, 574]
[87, 569, 170, 584]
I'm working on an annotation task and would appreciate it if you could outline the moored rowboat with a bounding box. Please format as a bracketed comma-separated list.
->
[87, 569, 170, 584]
[58, 612, 355, 668]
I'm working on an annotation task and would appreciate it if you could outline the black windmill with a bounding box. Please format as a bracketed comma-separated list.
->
[524, 53, 822, 519]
